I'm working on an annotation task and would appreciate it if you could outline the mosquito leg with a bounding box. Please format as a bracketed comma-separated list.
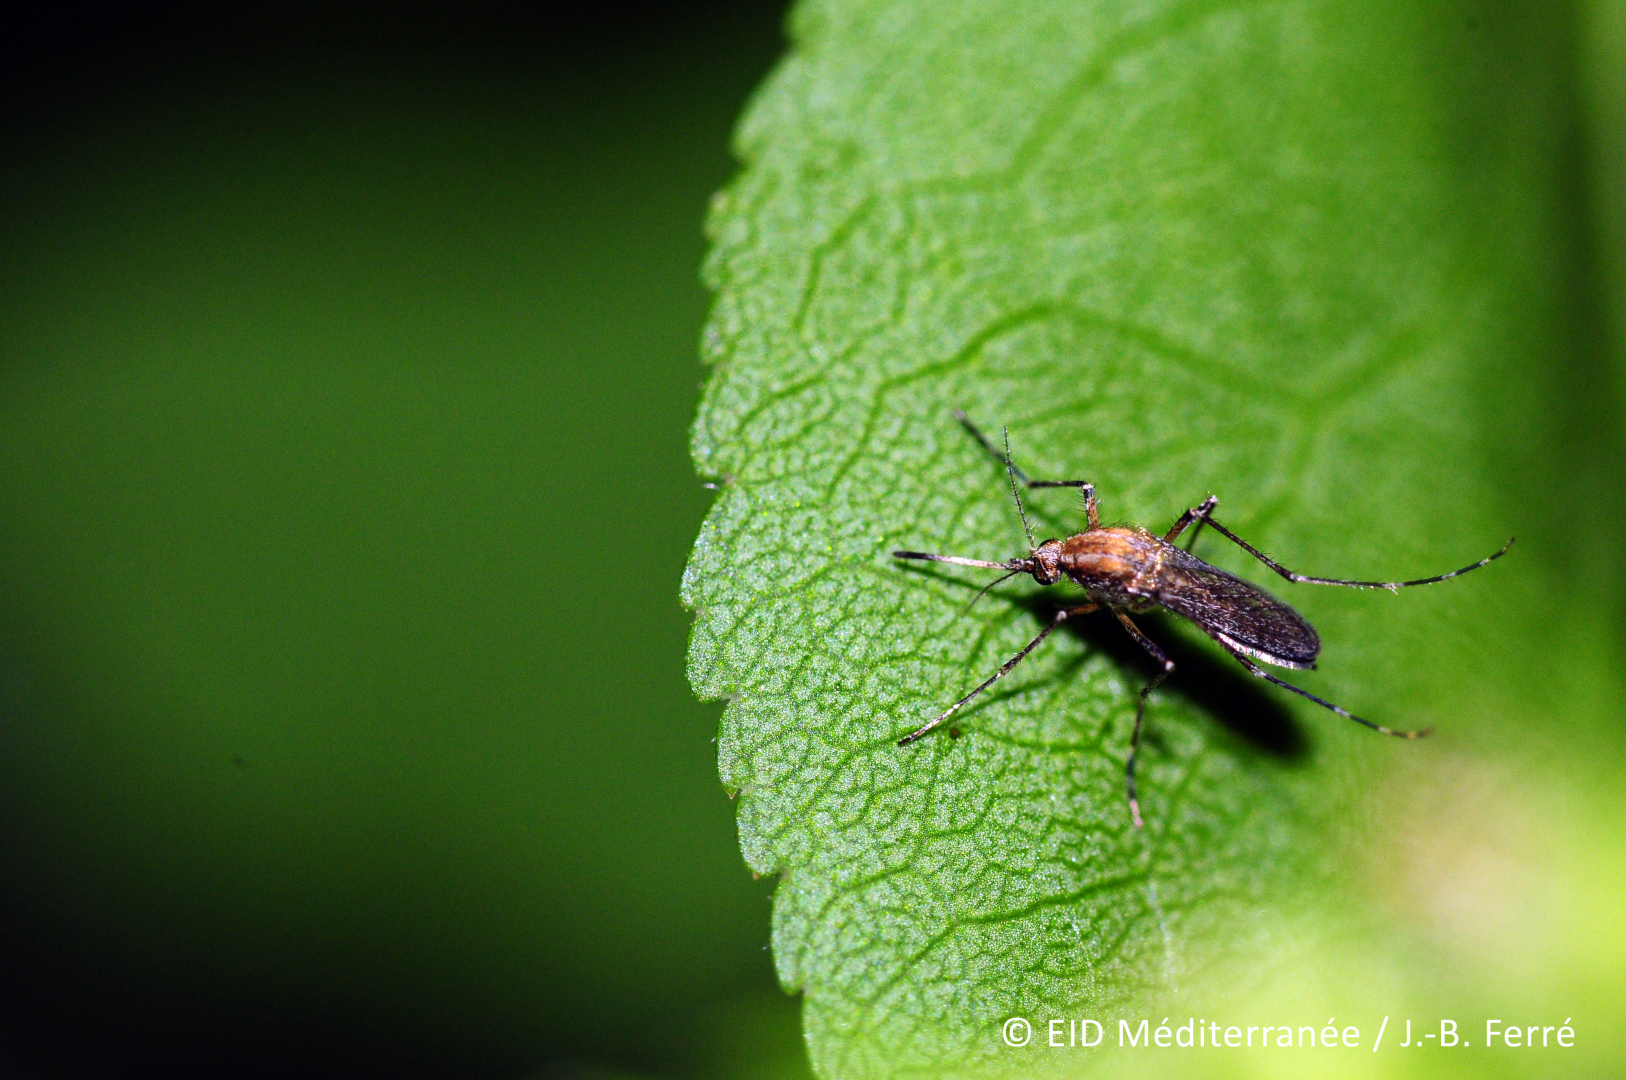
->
[953, 409, 1100, 528]
[1221, 646, 1430, 738]
[954, 409, 1032, 483]
[1027, 479, 1099, 530]
[898, 603, 1098, 747]
[1194, 517, 1514, 593]
[1113, 611, 1175, 829]
[1163, 495, 1218, 549]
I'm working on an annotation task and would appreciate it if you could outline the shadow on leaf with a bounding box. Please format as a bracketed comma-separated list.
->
[1019, 592, 1305, 761]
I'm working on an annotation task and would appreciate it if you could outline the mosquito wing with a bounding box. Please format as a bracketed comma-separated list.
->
[1152, 544, 1321, 669]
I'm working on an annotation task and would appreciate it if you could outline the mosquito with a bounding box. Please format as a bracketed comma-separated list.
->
[893, 411, 1513, 828]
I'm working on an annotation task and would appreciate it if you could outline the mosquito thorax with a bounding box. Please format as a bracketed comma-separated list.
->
[1030, 538, 1065, 585]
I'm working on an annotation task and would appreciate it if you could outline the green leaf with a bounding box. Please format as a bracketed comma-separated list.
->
[685, 1, 1616, 1076]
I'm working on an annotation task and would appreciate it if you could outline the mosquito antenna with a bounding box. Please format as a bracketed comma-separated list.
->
[954, 408, 1032, 483]
[1002, 427, 1035, 550]
[964, 567, 1021, 611]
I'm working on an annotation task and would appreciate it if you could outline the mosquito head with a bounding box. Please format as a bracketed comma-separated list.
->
[1030, 538, 1064, 586]
[890, 540, 1062, 590]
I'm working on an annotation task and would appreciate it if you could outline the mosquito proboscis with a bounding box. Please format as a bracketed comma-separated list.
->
[893, 411, 1514, 828]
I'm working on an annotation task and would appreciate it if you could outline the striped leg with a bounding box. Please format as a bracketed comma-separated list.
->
[954, 409, 1099, 529]
[1113, 610, 1175, 829]
[898, 603, 1099, 747]
[1195, 518, 1514, 593]
[1164, 495, 1218, 550]
[1219, 643, 1430, 739]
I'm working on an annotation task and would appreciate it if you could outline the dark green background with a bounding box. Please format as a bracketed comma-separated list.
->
[0, 4, 803, 1078]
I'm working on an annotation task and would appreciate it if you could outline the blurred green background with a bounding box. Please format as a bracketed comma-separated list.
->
[0, 4, 806, 1078]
